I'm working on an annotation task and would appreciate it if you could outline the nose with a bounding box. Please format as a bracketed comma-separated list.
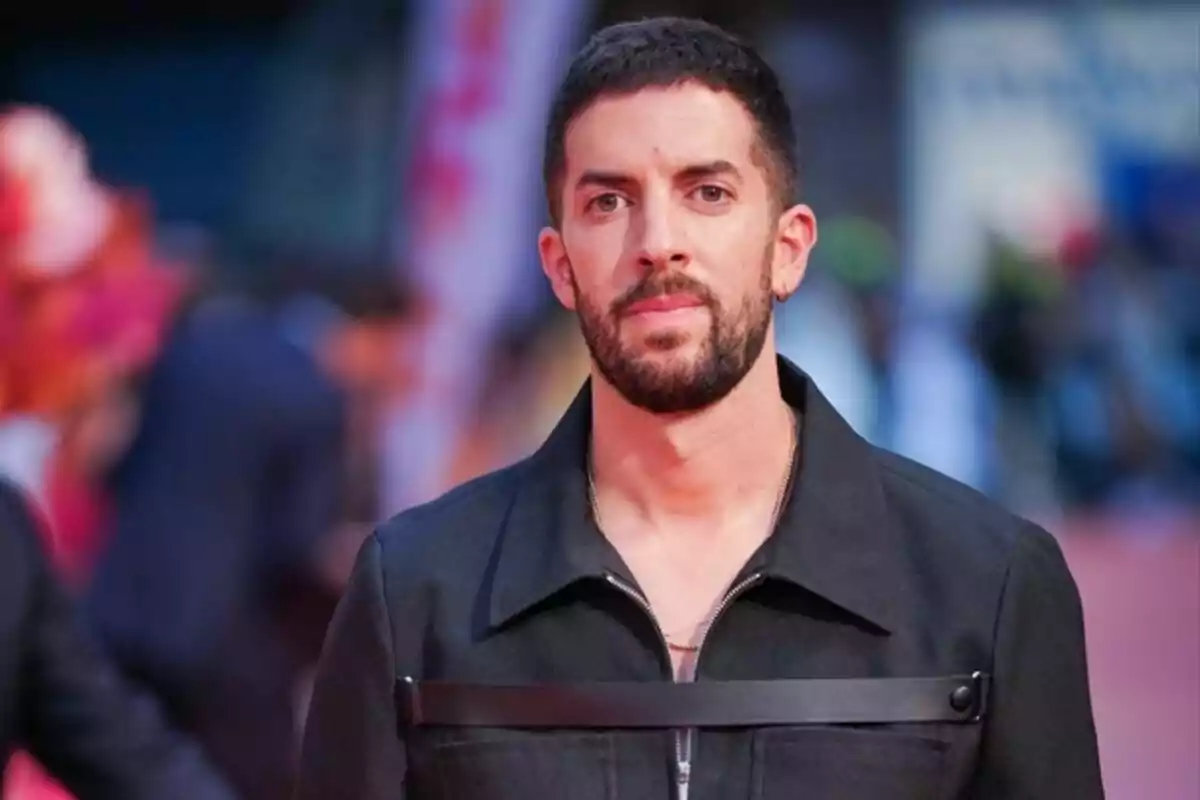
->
[634, 193, 690, 272]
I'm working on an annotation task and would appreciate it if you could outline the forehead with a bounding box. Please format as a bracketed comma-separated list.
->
[563, 83, 760, 177]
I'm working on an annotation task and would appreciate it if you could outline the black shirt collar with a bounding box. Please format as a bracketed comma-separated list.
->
[489, 355, 901, 634]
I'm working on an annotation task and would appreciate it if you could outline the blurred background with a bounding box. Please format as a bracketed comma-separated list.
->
[0, 0, 1195, 798]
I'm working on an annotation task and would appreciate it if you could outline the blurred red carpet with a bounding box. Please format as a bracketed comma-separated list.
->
[1054, 512, 1200, 800]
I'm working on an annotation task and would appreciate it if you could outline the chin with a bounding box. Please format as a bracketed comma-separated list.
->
[629, 347, 708, 378]
[627, 319, 703, 347]
[629, 332, 697, 357]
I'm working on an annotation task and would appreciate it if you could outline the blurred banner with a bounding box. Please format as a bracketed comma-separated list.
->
[381, 0, 594, 514]
[894, 6, 1200, 503]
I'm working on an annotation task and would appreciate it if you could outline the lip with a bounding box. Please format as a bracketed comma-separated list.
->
[624, 294, 705, 315]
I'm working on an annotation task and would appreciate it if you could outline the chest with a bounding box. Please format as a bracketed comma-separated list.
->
[617, 549, 744, 675]
[407, 581, 991, 800]
[604, 525, 772, 677]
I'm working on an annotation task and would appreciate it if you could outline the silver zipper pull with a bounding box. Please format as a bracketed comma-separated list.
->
[677, 757, 691, 800]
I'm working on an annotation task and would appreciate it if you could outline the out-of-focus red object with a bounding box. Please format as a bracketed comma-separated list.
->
[0, 192, 186, 572]
[0, 106, 186, 574]
[0, 106, 188, 800]
[2, 757, 72, 800]
[0, 193, 183, 420]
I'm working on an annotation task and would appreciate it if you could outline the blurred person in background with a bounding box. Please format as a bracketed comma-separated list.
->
[974, 201, 1200, 512]
[971, 232, 1069, 511]
[0, 479, 236, 800]
[0, 105, 190, 588]
[83, 253, 419, 800]
[441, 310, 589, 488]
[0, 105, 193, 800]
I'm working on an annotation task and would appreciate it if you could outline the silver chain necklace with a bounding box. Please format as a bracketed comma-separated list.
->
[585, 412, 800, 649]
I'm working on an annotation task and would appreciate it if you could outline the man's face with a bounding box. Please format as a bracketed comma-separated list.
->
[539, 83, 814, 414]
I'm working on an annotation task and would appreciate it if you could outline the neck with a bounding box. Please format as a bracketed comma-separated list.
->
[589, 345, 795, 526]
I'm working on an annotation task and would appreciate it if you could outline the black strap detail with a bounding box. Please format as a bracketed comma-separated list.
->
[397, 673, 988, 730]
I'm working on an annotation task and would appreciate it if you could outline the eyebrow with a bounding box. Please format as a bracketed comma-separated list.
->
[677, 160, 743, 183]
[575, 170, 636, 192]
[574, 160, 744, 192]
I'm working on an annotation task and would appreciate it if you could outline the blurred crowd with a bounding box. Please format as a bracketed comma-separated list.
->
[970, 156, 1200, 511]
[0, 102, 590, 800]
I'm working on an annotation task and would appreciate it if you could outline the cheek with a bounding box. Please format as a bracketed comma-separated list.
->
[562, 227, 626, 295]
[690, 223, 772, 299]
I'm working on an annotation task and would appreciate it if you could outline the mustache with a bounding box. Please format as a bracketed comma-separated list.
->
[611, 272, 717, 317]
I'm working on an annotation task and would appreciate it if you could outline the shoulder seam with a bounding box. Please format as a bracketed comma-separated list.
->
[369, 531, 398, 682]
[876, 453, 1022, 541]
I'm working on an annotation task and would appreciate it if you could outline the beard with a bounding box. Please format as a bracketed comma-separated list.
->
[572, 247, 774, 415]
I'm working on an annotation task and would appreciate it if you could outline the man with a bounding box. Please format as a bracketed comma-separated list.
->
[0, 479, 235, 799]
[297, 17, 1103, 799]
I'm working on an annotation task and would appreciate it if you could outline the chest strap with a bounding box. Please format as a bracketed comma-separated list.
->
[397, 673, 988, 730]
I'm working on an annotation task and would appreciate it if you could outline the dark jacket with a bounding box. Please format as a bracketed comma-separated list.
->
[0, 480, 236, 800]
[87, 296, 346, 690]
[296, 357, 1103, 800]
[85, 296, 347, 800]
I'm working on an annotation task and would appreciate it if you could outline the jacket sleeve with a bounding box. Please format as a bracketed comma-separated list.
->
[295, 532, 405, 799]
[0, 483, 235, 800]
[971, 523, 1105, 798]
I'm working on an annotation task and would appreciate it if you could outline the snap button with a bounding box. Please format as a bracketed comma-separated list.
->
[950, 684, 974, 713]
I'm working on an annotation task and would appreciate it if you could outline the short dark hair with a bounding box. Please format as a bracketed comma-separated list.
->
[542, 16, 797, 227]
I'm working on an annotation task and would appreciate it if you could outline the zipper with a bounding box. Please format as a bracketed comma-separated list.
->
[604, 574, 685, 797]
[677, 572, 764, 800]
[605, 571, 764, 800]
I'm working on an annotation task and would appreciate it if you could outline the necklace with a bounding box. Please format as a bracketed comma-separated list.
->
[586, 411, 800, 652]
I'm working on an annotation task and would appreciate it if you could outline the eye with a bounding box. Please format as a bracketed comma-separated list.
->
[587, 193, 626, 214]
[693, 185, 731, 203]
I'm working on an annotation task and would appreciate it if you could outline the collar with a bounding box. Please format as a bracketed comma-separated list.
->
[488, 355, 902, 634]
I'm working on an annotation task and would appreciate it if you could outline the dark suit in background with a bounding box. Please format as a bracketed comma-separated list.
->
[0, 479, 235, 800]
[85, 293, 347, 800]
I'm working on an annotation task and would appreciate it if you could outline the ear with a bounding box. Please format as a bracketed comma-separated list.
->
[771, 203, 818, 302]
[538, 226, 577, 311]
